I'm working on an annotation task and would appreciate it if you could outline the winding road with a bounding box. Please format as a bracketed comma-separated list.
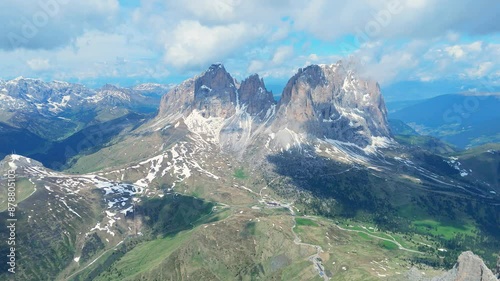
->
[291, 220, 330, 280]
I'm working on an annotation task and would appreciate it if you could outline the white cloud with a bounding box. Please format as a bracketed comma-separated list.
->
[0, 0, 120, 50]
[283, 0, 500, 43]
[0, 0, 498, 86]
[466, 62, 494, 78]
[180, 0, 241, 23]
[26, 58, 50, 71]
[445, 41, 483, 60]
[271, 46, 294, 65]
[349, 39, 499, 85]
[360, 50, 419, 84]
[0, 30, 163, 83]
[247, 60, 265, 73]
[446, 45, 466, 59]
[269, 24, 292, 42]
[308, 54, 319, 61]
[467, 41, 483, 52]
[163, 21, 265, 69]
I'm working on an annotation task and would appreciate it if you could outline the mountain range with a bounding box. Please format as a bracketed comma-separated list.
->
[0, 62, 499, 281]
[0, 78, 174, 167]
[0, 77, 173, 141]
[390, 94, 500, 148]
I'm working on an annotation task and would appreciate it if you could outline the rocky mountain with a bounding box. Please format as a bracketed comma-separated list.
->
[157, 63, 277, 153]
[157, 62, 391, 155]
[159, 63, 240, 118]
[272, 63, 390, 148]
[238, 74, 275, 120]
[0, 77, 174, 167]
[94, 83, 172, 112]
[397, 251, 498, 281]
[496, 253, 500, 278]
[131, 83, 174, 96]
[0, 77, 91, 116]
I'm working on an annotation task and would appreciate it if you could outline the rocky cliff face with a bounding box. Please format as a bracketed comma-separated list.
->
[273, 62, 390, 147]
[238, 74, 275, 120]
[157, 64, 276, 153]
[396, 251, 498, 281]
[192, 63, 239, 118]
[158, 64, 239, 119]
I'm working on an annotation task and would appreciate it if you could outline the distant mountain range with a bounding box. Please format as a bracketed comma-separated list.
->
[0, 77, 173, 140]
[381, 79, 500, 102]
[390, 94, 500, 148]
[0, 78, 174, 163]
[0, 77, 174, 116]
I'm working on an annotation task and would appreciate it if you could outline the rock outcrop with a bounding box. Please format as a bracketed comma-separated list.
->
[158, 64, 239, 118]
[158, 64, 273, 120]
[496, 252, 500, 278]
[395, 251, 498, 281]
[238, 74, 275, 120]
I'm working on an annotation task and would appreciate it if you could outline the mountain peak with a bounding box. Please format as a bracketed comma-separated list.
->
[240, 73, 264, 87]
[207, 63, 226, 73]
[273, 63, 390, 146]
[158, 63, 238, 119]
[13, 76, 24, 80]
[9, 76, 41, 84]
[100, 84, 123, 91]
[239, 74, 275, 119]
[158, 62, 390, 149]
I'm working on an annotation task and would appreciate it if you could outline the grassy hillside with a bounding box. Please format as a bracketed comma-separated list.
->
[0, 112, 150, 171]
[0, 122, 50, 160]
[394, 135, 457, 155]
[0, 185, 101, 281]
[452, 143, 500, 191]
[267, 148, 500, 267]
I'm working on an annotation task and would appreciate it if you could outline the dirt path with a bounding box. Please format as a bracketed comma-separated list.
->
[291, 221, 330, 281]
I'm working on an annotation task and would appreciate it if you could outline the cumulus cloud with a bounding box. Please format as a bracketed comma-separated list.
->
[163, 21, 265, 69]
[445, 41, 483, 60]
[0, 0, 119, 50]
[358, 47, 420, 84]
[466, 62, 494, 78]
[281, 0, 500, 41]
[126, 0, 500, 80]
[355, 39, 500, 85]
[0, 30, 163, 84]
[247, 60, 265, 73]
[271, 46, 294, 65]
[177, 0, 242, 23]
[26, 58, 51, 71]
[0, 0, 498, 87]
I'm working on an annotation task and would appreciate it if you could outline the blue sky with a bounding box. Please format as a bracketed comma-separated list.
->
[0, 0, 498, 101]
